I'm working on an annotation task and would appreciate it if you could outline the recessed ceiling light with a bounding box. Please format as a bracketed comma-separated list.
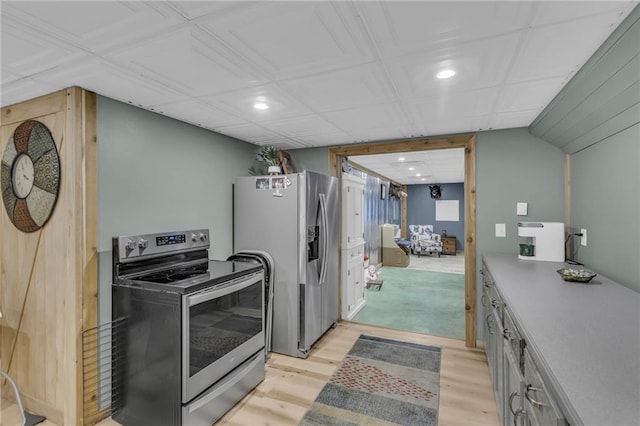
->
[416, 173, 421, 177]
[398, 157, 406, 161]
[436, 69, 456, 79]
[253, 102, 269, 110]
[409, 167, 415, 171]
[421, 178, 426, 181]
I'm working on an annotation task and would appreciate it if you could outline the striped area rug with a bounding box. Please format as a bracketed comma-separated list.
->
[300, 335, 441, 426]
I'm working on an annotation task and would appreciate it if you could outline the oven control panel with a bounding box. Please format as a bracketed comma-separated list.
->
[114, 229, 210, 262]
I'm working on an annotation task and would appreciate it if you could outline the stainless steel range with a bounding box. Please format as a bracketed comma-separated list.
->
[112, 229, 265, 426]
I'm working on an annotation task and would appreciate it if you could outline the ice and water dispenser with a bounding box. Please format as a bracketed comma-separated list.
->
[518, 222, 564, 262]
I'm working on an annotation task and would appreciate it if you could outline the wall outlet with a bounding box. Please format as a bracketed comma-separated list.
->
[516, 202, 528, 216]
[580, 228, 587, 246]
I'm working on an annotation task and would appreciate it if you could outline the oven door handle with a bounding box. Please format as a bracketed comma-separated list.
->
[188, 273, 260, 306]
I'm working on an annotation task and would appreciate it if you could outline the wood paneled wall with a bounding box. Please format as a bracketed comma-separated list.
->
[529, 5, 639, 153]
[1, 88, 97, 425]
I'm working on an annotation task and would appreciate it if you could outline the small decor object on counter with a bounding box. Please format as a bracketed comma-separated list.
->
[556, 268, 597, 283]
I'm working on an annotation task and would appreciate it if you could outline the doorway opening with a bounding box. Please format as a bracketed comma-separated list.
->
[329, 134, 477, 348]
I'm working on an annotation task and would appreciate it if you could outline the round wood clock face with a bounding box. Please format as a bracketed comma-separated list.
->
[1, 120, 60, 233]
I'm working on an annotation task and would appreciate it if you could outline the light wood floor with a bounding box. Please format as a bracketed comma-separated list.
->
[1, 322, 498, 426]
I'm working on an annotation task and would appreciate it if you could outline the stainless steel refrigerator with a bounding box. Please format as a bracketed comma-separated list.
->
[234, 171, 338, 358]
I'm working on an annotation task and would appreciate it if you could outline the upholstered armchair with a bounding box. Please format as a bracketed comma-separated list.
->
[409, 225, 442, 257]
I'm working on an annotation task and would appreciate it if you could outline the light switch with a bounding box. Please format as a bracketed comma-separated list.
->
[517, 202, 528, 216]
[495, 223, 506, 237]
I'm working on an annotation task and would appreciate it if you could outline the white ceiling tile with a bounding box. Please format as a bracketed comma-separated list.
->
[106, 28, 264, 97]
[38, 58, 183, 107]
[429, 116, 490, 136]
[359, 1, 533, 58]
[350, 148, 465, 185]
[487, 111, 539, 130]
[495, 78, 566, 113]
[147, 99, 245, 129]
[1, 70, 22, 85]
[294, 132, 355, 147]
[0, 19, 86, 76]
[215, 122, 284, 143]
[406, 89, 497, 126]
[0, 78, 61, 107]
[165, 1, 247, 20]
[387, 35, 521, 97]
[202, 84, 311, 122]
[199, 2, 372, 79]
[531, 1, 635, 27]
[323, 102, 410, 133]
[508, 10, 627, 83]
[281, 64, 396, 112]
[258, 115, 343, 138]
[3, 2, 184, 52]
[347, 126, 416, 144]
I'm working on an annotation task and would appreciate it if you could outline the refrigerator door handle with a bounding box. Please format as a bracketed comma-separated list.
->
[319, 193, 329, 285]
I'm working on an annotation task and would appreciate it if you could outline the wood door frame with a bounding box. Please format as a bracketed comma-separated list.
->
[328, 134, 477, 347]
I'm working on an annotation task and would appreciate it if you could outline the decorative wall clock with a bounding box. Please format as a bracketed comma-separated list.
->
[1, 120, 60, 232]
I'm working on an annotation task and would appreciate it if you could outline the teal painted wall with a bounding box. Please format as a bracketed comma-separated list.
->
[476, 128, 565, 338]
[289, 147, 329, 174]
[570, 124, 639, 291]
[97, 96, 257, 323]
[407, 183, 465, 250]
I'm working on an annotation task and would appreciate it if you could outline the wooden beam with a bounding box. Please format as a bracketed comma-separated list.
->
[329, 135, 475, 156]
[81, 89, 99, 425]
[464, 135, 477, 348]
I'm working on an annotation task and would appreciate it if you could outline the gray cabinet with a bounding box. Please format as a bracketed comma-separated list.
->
[482, 264, 504, 418]
[482, 261, 567, 426]
[502, 308, 526, 426]
[522, 348, 566, 426]
[504, 340, 525, 426]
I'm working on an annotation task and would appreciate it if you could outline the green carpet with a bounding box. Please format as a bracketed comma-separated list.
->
[353, 267, 465, 340]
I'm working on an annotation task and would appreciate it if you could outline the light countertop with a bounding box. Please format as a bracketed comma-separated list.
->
[482, 253, 640, 426]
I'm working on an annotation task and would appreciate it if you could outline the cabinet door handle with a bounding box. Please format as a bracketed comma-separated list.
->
[481, 294, 488, 307]
[525, 385, 548, 407]
[486, 315, 495, 335]
[508, 391, 520, 415]
[513, 408, 522, 426]
[490, 299, 499, 308]
[514, 408, 530, 426]
[503, 328, 514, 341]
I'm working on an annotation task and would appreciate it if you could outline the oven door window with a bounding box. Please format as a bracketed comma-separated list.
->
[189, 280, 263, 377]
